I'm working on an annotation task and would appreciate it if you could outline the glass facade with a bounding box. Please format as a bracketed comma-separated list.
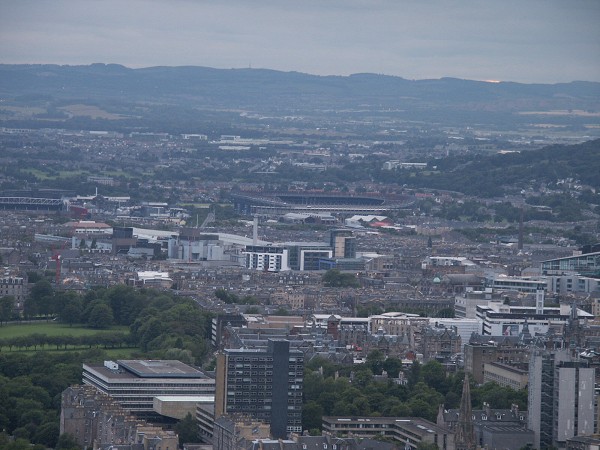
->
[541, 252, 600, 278]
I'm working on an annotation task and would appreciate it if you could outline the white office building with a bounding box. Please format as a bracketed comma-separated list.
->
[82, 360, 215, 420]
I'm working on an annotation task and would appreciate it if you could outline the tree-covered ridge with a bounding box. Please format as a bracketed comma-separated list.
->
[413, 139, 600, 196]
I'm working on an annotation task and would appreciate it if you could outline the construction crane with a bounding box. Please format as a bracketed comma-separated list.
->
[51, 253, 61, 286]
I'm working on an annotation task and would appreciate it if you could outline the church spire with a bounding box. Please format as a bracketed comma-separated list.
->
[454, 374, 476, 450]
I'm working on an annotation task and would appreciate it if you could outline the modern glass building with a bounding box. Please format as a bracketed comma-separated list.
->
[541, 251, 600, 278]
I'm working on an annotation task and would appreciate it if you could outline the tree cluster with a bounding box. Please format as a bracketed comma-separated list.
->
[214, 288, 259, 305]
[322, 269, 360, 288]
[23, 283, 214, 365]
[302, 355, 527, 434]
[0, 350, 104, 449]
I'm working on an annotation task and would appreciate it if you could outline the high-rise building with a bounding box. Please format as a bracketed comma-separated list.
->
[243, 245, 289, 272]
[528, 350, 596, 449]
[215, 339, 303, 439]
[328, 229, 355, 258]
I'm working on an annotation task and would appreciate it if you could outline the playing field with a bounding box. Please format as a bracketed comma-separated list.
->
[0, 322, 129, 338]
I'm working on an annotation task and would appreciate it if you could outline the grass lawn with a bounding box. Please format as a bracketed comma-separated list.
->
[20, 168, 88, 181]
[0, 322, 137, 355]
[0, 322, 129, 339]
[13, 347, 141, 358]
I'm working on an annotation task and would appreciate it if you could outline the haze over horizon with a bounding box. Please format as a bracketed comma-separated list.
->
[1, 0, 599, 84]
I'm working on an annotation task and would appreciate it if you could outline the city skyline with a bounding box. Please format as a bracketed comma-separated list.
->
[0, 0, 599, 84]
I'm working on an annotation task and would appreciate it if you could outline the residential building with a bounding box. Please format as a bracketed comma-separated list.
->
[212, 415, 271, 450]
[243, 245, 289, 272]
[420, 324, 462, 362]
[61, 384, 178, 449]
[212, 313, 247, 348]
[439, 403, 532, 450]
[422, 256, 477, 276]
[0, 276, 27, 314]
[285, 242, 333, 271]
[214, 339, 303, 439]
[464, 335, 530, 384]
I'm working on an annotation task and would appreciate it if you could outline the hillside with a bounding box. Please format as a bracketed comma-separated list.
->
[0, 64, 599, 126]
[415, 139, 600, 196]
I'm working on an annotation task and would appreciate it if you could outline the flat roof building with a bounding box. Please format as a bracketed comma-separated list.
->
[322, 416, 454, 450]
[82, 360, 215, 420]
[541, 251, 600, 278]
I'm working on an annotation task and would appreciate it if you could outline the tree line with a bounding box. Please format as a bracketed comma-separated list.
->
[0, 332, 132, 352]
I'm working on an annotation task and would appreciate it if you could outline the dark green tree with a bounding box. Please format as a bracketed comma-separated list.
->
[174, 413, 200, 447]
[322, 269, 360, 288]
[32, 421, 59, 448]
[0, 296, 14, 324]
[365, 349, 385, 375]
[25, 280, 54, 318]
[422, 361, 448, 393]
[382, 356, 403, 378]
[87, 303, 114, 329]
[407, 360, 422, 387]
[59, 299, 83, 326]
[56, 433, 80, 450]
[302, 401, 324, 432]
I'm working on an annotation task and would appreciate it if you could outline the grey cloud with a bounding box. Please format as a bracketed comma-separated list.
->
[0, 0, 598, 82]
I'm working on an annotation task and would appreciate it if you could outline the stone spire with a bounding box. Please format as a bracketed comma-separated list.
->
[519, 318, 533, 344]
[454, 374, 476, 450]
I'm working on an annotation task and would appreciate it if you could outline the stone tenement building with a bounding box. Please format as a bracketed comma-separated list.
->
[464, 335, 530, 384]
[60, 385, 178, 450]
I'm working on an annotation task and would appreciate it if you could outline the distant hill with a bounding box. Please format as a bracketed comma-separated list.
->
[1, 63, 599, 119]
[412, 139, 600, 196]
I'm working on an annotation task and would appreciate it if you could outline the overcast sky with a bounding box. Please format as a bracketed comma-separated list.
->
[1, 0, 599, 83]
